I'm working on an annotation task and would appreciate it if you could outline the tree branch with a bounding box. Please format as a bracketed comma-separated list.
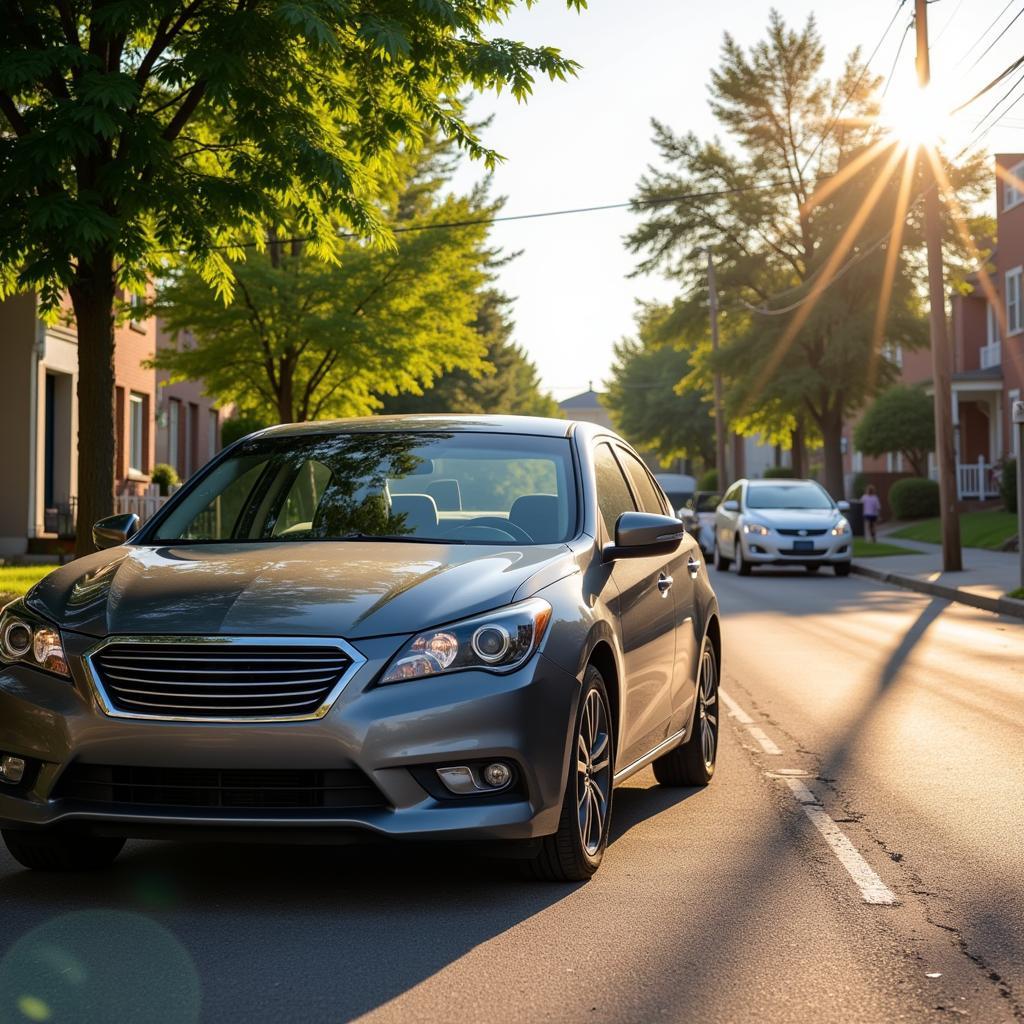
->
[0, 93, 27, 136]
[135, 0, 207, 87]
[162, 81, 208, 142]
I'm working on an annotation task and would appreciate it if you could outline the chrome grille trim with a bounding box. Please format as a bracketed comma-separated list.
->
[83, 635, 367, 723]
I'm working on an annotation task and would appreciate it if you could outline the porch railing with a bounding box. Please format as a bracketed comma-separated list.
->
[956, 457, 999, 500]
[115, 483, 176, 525]
[980, 341, 1002, 369]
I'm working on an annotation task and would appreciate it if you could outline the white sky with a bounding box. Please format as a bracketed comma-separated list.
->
[449, 0, 1024, 401]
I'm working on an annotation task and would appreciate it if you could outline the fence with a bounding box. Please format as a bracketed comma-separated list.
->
[115, 483, 177, 525]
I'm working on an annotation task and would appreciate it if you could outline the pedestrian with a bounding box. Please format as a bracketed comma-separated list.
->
[861, 484, 881, 542]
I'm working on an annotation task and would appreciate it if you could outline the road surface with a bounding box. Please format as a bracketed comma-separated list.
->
[0, 568, 1021, 1023]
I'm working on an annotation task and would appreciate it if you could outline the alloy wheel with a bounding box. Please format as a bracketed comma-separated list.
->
[576, 688, 612, 856]
[697, 647, 719, 769]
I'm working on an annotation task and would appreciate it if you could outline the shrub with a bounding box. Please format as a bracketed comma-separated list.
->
[697, 468, 719, 491]
[1000, 457, 1017, 514]
[889, 477, 939, 519]
[763, 465, 796, 479]
[851, 472, 867, 499]
[151, 463, 180, 496]
[221, 415, 269, 448]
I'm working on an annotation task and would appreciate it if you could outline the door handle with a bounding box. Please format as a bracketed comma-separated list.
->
[657, 573, 673, 596]
[687, 557, 700, 579]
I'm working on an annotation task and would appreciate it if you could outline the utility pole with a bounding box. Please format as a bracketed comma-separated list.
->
[702, 249, 730, 487]
[915, 0, 962, 571]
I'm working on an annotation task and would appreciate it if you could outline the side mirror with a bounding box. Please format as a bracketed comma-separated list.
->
[836, 500, 851, 512]
[93, 513, 140, 550]
[722, 499, 740, 513]
[604, 512, 685, 561]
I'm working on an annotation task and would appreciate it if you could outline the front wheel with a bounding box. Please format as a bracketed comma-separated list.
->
[714, 539, 731, 572]
[2, 829, 125, 872]
[653, 639, 719, 787]
[735, 537, 752, 576]
[834, 561, 852, 577]
[526, 666, 613, 882]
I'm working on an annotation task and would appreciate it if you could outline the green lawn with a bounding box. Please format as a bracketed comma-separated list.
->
[1009, 587, 1024, 601]
[891, 509, 1018, 550]
[853, 538, 921, 558]
[0, 565, 57, 603]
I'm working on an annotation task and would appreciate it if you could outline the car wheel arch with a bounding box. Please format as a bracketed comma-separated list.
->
[585, 640, 620, 768]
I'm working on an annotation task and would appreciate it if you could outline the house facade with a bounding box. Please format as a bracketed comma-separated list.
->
[0, 293, 224, 557]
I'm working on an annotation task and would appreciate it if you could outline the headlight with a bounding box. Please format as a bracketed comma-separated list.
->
[831, 519, 850, 536]
[743, 522, 770, 536]
[380, 598, 552, 684]
[0, 602, 70, 678]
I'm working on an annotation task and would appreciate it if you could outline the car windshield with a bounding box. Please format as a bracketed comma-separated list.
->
[149, 431, 577, 545]
[746, 483, 834, 510]
[694, 493, 721, 513]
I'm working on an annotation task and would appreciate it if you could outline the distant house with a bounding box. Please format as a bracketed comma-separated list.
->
[557, 387, 614, 430]
[0, 294, 226, 557]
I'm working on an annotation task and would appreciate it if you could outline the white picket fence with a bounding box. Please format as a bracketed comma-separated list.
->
[115, 483, 177, 524]
[931, 458, 1000, 499]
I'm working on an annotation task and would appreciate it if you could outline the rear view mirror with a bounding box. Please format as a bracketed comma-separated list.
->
[604, 512, 685, 561]
[836, 499, 850, 511]
[93, 513, 140, 550]
[722, 500, 739, 513]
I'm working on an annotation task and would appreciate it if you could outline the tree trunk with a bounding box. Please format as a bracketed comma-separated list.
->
[820, 408, 846, 499]
[791, 422, 807, 478]
[69, 253, 117, 558]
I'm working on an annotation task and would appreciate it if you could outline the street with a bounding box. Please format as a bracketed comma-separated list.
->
[0, 572, 1020, 1023]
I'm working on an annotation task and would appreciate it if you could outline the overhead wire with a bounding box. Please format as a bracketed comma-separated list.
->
[952, 0, 1019, 70]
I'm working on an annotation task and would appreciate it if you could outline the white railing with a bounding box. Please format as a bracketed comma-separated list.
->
[115, 483, 177, 525]
[956, 457, 999, 499]
[980, 341, 1002, 369]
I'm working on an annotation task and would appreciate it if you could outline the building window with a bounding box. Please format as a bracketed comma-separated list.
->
[129, 393, 146, 473]
[1004, 162, 1024, 210]
[168, 399, 181, 474]
[882, 341, 903, 368]
[1006, 267, 1023, 335]
[987, 302, 1001, 345]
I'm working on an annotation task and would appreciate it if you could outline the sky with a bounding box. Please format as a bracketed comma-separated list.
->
[448, 0, 1024, 402]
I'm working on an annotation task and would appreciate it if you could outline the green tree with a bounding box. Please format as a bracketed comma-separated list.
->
[380, 290, 559, 417]
[853, 385, 934, 477]
[0, 1, 584, 553]
[154, 142, 498, 422]
[627, 11, 988, 497]
[604, 305, 715, 468]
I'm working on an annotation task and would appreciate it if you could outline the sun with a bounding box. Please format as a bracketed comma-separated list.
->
[878, 83, 955, 152]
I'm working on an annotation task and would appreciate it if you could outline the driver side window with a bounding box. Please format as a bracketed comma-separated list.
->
[594, 443, 637, 538]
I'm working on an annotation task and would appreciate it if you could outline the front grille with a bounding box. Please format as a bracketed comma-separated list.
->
[53, 764, 387, 811]
[88, 640, 356, 720]
[783, 547, 827, 556]
[776, 528, 828, 537]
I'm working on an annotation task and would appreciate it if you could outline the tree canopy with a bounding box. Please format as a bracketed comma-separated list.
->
[853, 385, 934, 477]
[604, 305, 714, 468]
[0, 0, 585, 552]
[380, 290, 559, 418]
[627, 11, 989, 496]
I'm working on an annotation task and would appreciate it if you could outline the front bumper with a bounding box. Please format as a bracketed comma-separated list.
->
[740, 531, 851, 565]
[0, 631, 581, 844]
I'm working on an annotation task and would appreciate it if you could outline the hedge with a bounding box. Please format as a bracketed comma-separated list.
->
[889, 477, 939, 519]
[697, 468, 719, 491]
[763, 466, 796, 479]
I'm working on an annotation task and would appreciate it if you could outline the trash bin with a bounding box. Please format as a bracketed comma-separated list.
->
[845, 499, 865, 538]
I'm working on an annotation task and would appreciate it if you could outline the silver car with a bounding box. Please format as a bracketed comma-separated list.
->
[713, 478, 852, 576]
[0, 416, 721, 882]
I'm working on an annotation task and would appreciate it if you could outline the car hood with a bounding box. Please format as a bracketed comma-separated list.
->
[27, 542, 574, 640]
[744, 508, 842, 530]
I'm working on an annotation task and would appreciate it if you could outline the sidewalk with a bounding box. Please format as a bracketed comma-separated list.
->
[852, 534, 1024, 620]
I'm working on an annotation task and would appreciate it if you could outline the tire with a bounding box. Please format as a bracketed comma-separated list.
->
[834, 561, 852, 577]
[806, 565, 820, 574]
[714, 539, 731, 572]
[2, 829, 125, 872]
[653, 639, 719, 787]
[526, 665, 613, 882]
[735, 536, 752, 576]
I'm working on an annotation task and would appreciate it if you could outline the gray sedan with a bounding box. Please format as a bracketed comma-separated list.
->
[0, 416, 721, 881]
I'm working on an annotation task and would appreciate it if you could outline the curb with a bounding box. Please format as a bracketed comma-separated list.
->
[851, 563, 1024, 621]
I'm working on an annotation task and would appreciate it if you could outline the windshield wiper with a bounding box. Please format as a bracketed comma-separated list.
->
[334, 533, 470, 545]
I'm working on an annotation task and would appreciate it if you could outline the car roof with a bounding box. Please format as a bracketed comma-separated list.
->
[746, 478, 817, 486]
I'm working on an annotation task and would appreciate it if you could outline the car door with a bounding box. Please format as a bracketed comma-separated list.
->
[592, 442, 676, 769]
[617, 446, 699, 736]
[717, 481, 743, 557]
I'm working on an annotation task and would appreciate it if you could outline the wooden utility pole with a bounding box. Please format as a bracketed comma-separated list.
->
[703, 249, 730, 487]
[915, 0, 962, 571]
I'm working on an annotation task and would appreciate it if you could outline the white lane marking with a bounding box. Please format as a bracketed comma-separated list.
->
[781, 778, 898, 906]
[719, 687, 781, 754]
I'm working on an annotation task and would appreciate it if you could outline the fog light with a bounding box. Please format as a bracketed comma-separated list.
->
[482, 762, 512, 789]
[0, 755, 26, 784]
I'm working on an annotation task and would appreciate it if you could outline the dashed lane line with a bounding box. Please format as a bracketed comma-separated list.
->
[720, 687, 897, 906]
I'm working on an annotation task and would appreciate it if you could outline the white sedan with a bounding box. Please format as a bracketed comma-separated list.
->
[713, 479, 852, 576]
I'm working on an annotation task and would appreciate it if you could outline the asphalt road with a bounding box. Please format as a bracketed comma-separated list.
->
[0, 569, 1021, 1023]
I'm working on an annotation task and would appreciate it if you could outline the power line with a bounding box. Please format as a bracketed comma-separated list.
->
[970, 63, 1024, 135]
[880, 14, 915, 101]
[967, 2, 1024, 71]
[950, 52, 1024, 114]
[952, 0, 1018, 69]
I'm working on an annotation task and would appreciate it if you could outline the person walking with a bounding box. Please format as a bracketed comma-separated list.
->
[861, 484, 881, 542]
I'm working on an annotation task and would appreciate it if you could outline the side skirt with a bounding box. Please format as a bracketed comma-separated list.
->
[612, 728, 687, 787]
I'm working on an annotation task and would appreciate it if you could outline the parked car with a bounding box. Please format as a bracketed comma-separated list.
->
[713, 478, 852, 576]
[678, 491, 722, 559]
[654, 472, 697, 513]
[0, 416, 721, 882]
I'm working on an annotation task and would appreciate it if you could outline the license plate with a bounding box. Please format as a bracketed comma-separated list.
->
[793, 540, 814, 552]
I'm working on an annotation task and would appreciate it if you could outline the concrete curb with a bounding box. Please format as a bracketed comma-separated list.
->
[851, 563, 1024, 621]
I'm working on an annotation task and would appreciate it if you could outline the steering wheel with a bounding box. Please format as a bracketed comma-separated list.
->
[449, 517, 534, 543]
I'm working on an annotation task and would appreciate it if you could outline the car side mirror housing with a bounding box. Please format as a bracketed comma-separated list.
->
[836, 500, 851, 512]
[93, 513, 140, 550]
[722, 499, 740, 513]
[604, 512, 686, 561]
